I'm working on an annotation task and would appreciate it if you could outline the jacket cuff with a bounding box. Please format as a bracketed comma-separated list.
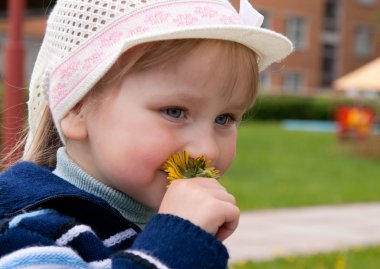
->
[130, 213, 229, 269]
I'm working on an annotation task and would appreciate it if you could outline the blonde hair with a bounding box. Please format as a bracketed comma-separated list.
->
[10, 39, 259, 168]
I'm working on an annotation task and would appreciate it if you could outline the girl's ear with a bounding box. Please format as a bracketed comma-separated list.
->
[60, 102, 88, 141]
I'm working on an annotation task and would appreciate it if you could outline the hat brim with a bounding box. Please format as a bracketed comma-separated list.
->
[119, 25, 293, 71]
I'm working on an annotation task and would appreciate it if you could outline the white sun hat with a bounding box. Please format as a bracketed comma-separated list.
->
[25, 0, 293, 152]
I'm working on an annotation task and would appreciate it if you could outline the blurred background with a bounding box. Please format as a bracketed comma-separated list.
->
[0, 0, 379, 268]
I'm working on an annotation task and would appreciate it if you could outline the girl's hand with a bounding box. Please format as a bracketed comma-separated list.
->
[158, 178, 240, 241]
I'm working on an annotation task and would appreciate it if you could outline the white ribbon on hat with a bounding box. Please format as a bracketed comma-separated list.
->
[239, 0, 264, 27]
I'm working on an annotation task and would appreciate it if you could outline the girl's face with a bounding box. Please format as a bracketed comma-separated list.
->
[66, 43, 252, 210]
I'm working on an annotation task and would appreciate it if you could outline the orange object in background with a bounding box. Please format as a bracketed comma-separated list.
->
[336, 106, 376, 139]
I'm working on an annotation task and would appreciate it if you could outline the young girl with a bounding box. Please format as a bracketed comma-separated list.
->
[0, 0, 292, 268]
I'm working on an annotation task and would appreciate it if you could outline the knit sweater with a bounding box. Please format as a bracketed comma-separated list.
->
[0, 162, 229, 269]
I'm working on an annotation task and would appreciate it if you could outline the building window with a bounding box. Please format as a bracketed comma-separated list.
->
[357, 0, 375, 6]
[321, 44, 337, 87]
[286, 17, 307, 50]
[354, 26, 373, 57]
[324, 0, 339, 32]
[283, 73, 304, 93]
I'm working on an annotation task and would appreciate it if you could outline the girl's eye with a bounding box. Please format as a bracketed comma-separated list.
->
[215, 114, 234, 126]
[164, 108, 185, 119]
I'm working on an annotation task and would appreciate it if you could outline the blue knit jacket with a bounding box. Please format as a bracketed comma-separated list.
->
[0, 162, 229, 269]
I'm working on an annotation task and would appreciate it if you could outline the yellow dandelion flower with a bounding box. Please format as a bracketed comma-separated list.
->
[335, 256, 346, 269]
[162, 150, 220, 186]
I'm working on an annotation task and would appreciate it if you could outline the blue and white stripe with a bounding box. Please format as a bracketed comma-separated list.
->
[0, 246, 88, 269]
[56, 224, 95, 246]
[125, 250, 170, 269]
[8, 209, 56, 228]
[103, 228, 136, 247]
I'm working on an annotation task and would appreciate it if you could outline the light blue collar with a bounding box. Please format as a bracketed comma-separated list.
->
[53, 147, 155, 228]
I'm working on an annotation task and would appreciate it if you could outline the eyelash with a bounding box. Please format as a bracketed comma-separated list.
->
[215, 114, 238, 126]
[162, 107, 239, 126]
[162, 107, 187, 120]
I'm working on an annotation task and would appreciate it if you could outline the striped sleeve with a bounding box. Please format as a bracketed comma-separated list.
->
[0, 210, 229, 269]
[0, 246, 90, 269]
[0, 209, 147, 269]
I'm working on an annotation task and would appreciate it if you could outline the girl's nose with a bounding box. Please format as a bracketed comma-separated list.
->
[186, 130, 219, 163]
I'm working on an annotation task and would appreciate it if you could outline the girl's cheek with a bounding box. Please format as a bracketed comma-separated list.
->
[221, 140, 237, 172]
[139, 131, 179, 167]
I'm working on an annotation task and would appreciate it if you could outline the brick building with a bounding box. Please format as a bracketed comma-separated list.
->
[253, 0, 380, 94]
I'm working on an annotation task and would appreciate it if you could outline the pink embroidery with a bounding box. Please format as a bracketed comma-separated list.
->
[51, 82, 68, 104]
[194, 6, 217, 18]
[51, 1, 241, 109]
[144, 11, 171, 24]
[127, 25, 149, 37]
[100, 31, 124, 48]
[59, 61, 81, 80]
[83, 52, 104, 71]
[173, 14, 198, 26]
[219, 14, 240, 25]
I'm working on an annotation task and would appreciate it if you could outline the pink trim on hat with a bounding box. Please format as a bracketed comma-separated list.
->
[195, 6, 218, 18]
[50, 0, 242, 110]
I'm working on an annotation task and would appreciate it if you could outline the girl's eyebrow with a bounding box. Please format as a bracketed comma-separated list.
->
[153, 91, 248, 113]
[154, 91, 205, 102]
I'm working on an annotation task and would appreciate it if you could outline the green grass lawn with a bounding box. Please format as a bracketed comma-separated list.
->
[221, 122, 380, 211]
[230, 245, 380, 269]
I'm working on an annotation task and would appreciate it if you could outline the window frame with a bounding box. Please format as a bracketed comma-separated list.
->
[283, 72, 306, 93]
[285, 16, 308, 51]
[353, 25, 373, 58]
[357, 0, 376, 6]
